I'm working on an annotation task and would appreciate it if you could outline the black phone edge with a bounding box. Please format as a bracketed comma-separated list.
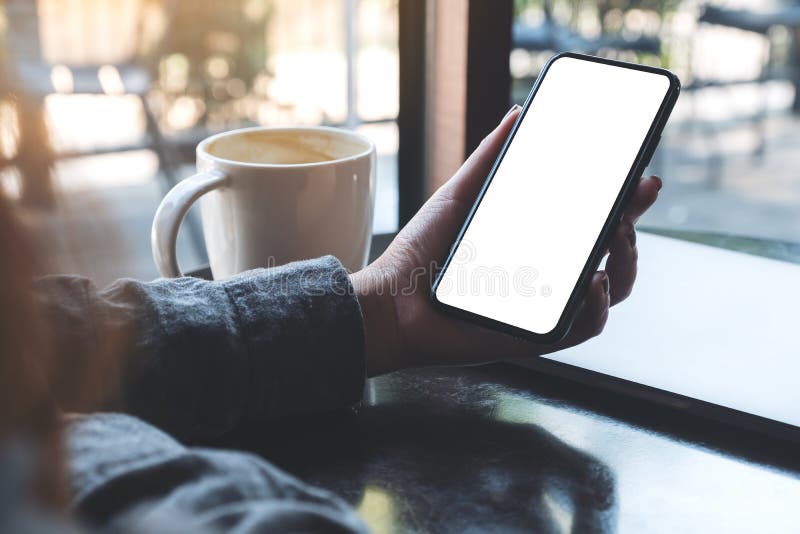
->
[430, 51, 681, 344]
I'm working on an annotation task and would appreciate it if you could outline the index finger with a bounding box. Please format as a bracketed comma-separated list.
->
[623, 175, 662, 223]
[442, 105, 522, 203]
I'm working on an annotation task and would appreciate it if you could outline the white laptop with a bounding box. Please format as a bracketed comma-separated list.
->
[514, 231, 800, 440]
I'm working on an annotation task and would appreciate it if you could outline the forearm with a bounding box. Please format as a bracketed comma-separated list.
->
[67, 413, 369, 533]
[34, 256, 366, 442]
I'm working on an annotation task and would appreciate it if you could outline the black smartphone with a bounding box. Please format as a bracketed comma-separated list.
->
[431, 52, 680, 343]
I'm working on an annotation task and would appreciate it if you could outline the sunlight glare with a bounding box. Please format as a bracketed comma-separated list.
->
[98, 65, 126, 96]
[50, 65, 74, 94]
[0, 100, 20, 160]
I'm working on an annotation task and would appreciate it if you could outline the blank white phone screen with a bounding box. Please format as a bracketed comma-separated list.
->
[435, 57, 671, 335]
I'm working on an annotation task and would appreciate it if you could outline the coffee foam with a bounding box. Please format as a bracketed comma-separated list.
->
[206, 129, 369, 165]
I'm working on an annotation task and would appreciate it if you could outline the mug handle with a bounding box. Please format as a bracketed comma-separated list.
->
[151, 170, 229, 278]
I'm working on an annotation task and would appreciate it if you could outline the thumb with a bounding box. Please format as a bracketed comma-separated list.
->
[439, 104, 522, 203]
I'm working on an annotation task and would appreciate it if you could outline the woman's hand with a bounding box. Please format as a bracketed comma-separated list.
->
[352, 105, 662, 376]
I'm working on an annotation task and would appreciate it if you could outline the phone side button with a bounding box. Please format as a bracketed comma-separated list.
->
[642, 135, 661, 169]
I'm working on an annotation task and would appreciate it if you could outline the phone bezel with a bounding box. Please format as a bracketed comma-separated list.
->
[431, 52, 681, 343]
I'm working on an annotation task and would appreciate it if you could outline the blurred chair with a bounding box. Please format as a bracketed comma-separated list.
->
[687, 2, 800, 185]
[696, 4, 800, 109]
[513, 0, 662, 59]
[1, 0, 205, 256]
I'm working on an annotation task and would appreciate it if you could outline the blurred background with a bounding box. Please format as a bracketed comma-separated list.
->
[0, 0, 798, 284]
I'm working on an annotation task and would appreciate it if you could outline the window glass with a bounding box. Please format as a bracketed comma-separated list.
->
[512, 0, 800, 244]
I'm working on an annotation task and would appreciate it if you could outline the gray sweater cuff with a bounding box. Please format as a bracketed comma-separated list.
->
[220, 255, 366, 422]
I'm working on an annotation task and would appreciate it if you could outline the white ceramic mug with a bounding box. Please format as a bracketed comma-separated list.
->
[151, 126, 376, 278]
